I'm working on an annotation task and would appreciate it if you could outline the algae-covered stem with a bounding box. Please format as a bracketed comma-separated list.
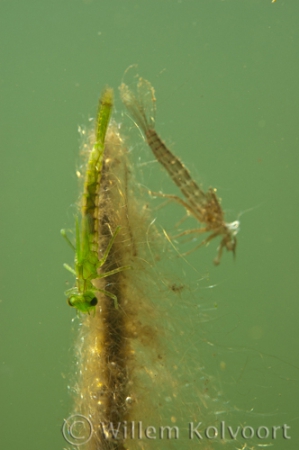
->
[61, 89, 130, 313]
[72, 122, 164, 450]
[87, 127, 132, 449]
[120, 78, 239, 265]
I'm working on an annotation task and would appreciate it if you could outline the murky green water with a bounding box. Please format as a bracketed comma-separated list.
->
[1, 1, 298, 449]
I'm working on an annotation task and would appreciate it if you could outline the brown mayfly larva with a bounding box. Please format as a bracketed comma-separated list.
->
[120, 78, 240, 265]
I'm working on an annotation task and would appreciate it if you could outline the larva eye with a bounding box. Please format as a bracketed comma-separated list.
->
[90, 297, 98, 306]
[67, 297, 75, 307]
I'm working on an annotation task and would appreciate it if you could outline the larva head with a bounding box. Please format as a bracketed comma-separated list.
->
[66, 288, 98, 314]
[225, 220, 240, 255]
[226, 220, 240, 237]
[214, 220, 240, 265]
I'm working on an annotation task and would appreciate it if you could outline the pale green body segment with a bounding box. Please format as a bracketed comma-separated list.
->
[62, 88, 130, 314]
[82, 88, 113, 224]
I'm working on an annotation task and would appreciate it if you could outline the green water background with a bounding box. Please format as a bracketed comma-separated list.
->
[0, 0, 298, 448]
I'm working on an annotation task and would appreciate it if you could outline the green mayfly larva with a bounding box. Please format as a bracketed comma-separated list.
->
[61, 88, 130, 313]
[120, 78, 240, 265]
